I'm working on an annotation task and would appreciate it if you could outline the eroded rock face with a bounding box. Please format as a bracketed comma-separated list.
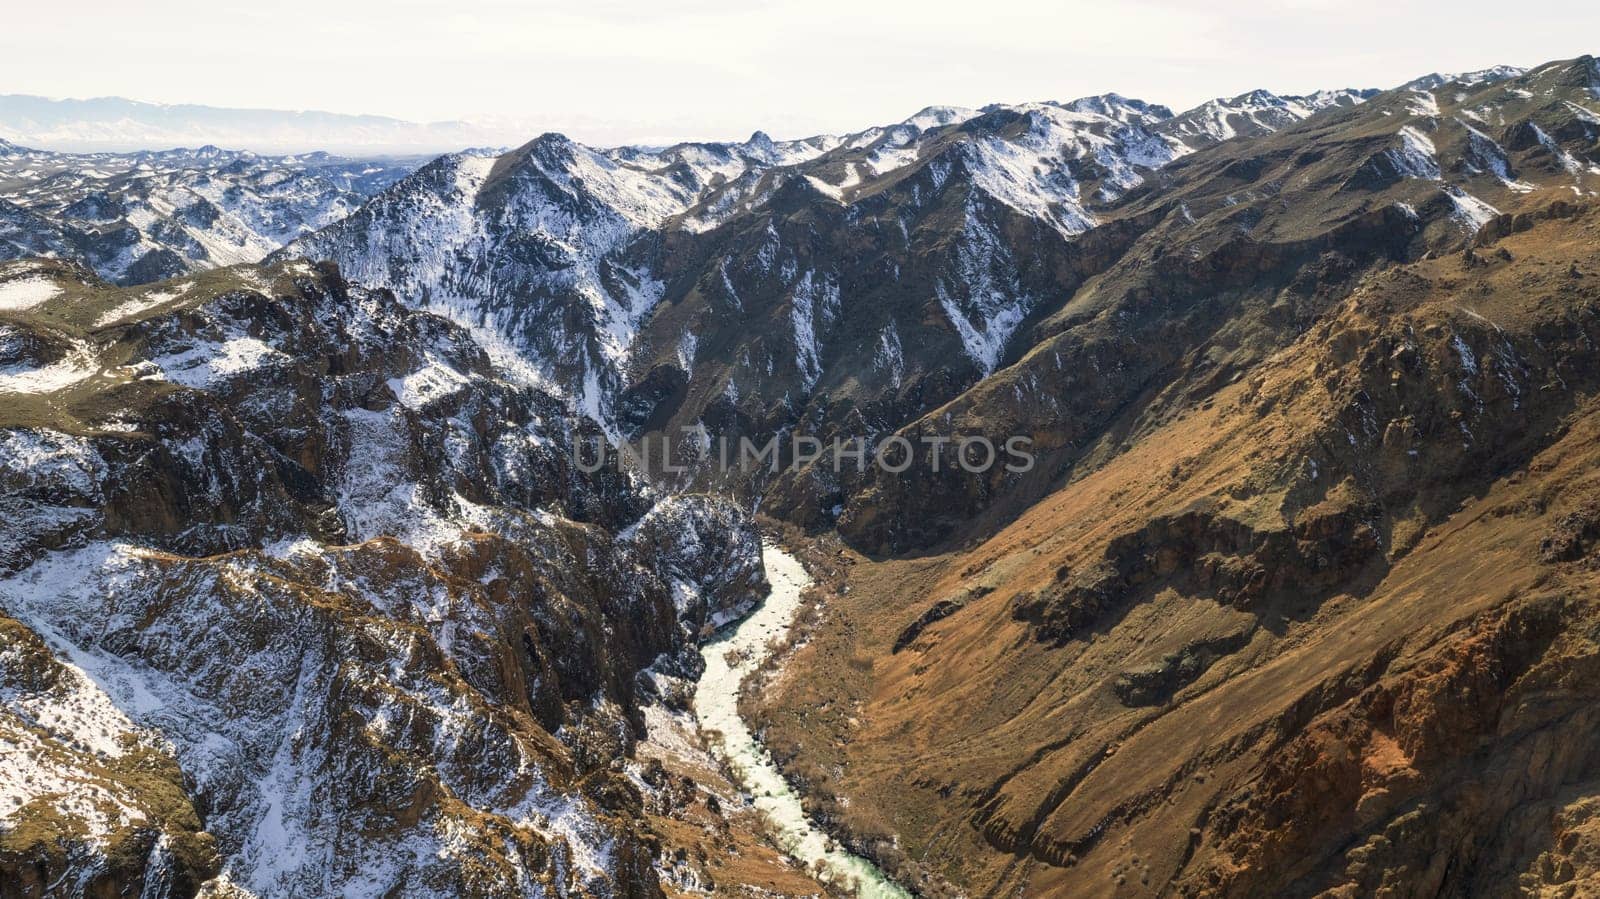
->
[0, 259, 765, 896]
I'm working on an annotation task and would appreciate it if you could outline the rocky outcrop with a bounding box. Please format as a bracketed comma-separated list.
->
[1011, 503, 1383, 645]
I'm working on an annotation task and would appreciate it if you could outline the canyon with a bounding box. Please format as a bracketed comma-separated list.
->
[1, 53, 1599, 897]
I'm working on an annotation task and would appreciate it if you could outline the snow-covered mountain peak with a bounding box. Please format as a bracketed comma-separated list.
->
[933, 98, 1187, 219]
[901, 104, 982, 132]
[743, 129, 778, 155]
[489, 132, 706, 232]
[1058, 92, 1176, 124]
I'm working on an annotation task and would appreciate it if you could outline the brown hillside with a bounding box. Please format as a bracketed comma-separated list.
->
[758, 202, 1600, 896]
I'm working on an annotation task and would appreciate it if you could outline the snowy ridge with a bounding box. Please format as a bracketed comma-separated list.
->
[1157, 88, 1376, 147]
[0, 273, 61, 310]
[1401, 65, 1528, 92]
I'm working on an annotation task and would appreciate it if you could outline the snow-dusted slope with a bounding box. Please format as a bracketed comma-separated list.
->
[281, 128, 854, 424]
[0, 259, 766, 895]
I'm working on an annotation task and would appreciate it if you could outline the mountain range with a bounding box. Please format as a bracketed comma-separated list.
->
[2, 53, 1600, 898]
[0, 142, 419, 284]
[0, 95, 520, 155]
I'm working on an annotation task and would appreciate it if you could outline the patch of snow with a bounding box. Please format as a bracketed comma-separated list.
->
[333, 406, 493, 551]
[0, 276, 62, 311]
[1445, 186, 1500, 233]
[94, 282, 192, 327]
[675, 331, 697, 373]
[934, 204, 1034, 374]
[1393, 126, 1442, 180]
[802, 175, 844, 201]
[1451, 334, 1479, 375]
[1405, 91, 1441, 118]
[874, 322, 905, 388]
[0, 342, 98, 394]
[387, 356, 470, 410]
[787, 270, 837, 391]
[154, 336, 287, 389]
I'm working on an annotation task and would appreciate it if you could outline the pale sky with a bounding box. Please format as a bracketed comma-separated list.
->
[4, 0, 1597, 146]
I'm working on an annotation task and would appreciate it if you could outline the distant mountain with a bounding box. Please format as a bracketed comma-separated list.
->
[0, 94, 522, 155]
[0, 141, 420, 283]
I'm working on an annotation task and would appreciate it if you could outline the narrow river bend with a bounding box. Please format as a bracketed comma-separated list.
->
[692, 543, 910, 898]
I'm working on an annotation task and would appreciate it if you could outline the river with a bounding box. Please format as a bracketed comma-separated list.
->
[692, 543, 911, 898]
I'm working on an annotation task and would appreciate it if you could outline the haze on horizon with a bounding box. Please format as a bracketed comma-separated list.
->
[3, 0, 1597, 150]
